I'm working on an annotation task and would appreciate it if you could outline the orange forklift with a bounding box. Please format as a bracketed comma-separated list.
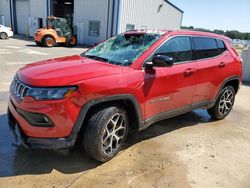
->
[34, 16, 77, 47]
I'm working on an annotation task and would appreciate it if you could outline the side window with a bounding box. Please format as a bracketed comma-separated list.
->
[193, 37, 220, 59]
[217, 39, 227, 53]
[149, 36, 192, 63]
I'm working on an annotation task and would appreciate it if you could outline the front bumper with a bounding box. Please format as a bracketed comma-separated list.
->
[8, 109, 76, 149]
[7, 84, 82, 149]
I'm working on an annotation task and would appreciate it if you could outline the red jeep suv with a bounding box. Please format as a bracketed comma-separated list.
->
[8, 30, 242, 162]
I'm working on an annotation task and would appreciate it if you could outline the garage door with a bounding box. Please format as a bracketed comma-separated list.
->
[16, 0, 30, 34]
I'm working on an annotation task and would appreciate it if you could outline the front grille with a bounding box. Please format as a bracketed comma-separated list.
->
[10, 77, 30, 100]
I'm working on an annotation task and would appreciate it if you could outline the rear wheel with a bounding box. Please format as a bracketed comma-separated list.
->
[43, 36, 55, 47]
[65, 34, 77, 47]
[207, 85, 235, 120]
[83, 106, 129, 162]
[0, 32, 8, 39]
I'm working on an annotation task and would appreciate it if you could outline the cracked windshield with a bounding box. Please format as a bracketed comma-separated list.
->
[83, 33, 162, 66]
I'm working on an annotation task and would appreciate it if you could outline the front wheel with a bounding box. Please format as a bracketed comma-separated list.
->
[0, 32, 8, 39]
[207, 85, 235, 120]
[43, 36, 55, 47]
[83, 106, 129, 162]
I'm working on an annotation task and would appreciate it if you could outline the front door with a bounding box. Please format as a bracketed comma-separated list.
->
[143, 36, 198, 119]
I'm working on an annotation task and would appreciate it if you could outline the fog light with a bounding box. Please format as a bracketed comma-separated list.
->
[16, 108, 54, 127]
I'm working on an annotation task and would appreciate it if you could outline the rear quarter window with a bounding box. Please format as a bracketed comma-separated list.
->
[193, 37, 220, 60]
[216, 39, 227, 53]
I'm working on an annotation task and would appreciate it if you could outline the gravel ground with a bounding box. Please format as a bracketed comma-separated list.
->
[0, 37, 250, 188]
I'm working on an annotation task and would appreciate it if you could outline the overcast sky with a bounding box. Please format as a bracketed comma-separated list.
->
[170, 0, 250, 32]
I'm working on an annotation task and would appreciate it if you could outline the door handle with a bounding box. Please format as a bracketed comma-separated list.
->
[184, 68, 196, 76]
[219, 62, 226, 68]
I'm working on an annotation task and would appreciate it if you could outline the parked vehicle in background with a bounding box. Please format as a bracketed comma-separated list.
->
[233, 39, 250, 51]
[0, 25, 13, 39]
[8, 30, 242, 162]
[34, 16, 77, 47]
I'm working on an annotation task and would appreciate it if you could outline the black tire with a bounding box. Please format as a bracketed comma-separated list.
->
[83, 106, 129, 162]
[0, 32, 8, 39]
[65, 34, 77, 47]
[43, 36, 55, 47]
[207, 85, 235, 120]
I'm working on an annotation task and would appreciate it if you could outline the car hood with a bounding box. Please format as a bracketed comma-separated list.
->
[19, 55, 124, 86]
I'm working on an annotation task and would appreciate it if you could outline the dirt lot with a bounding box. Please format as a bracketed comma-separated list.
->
[0, 37, 250, 188]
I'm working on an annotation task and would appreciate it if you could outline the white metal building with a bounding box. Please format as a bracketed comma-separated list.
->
[0, 0, 48, 35]
[0, 0, 183, 45]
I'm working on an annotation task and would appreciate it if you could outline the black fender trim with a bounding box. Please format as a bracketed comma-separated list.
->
[216, 76, 241, 98]
[8, 94, 143, 150]
[71, 94, 143, 139]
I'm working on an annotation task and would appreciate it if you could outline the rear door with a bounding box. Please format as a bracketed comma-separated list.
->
[144, 36, 198, 119]
[192, 37, 229, 103]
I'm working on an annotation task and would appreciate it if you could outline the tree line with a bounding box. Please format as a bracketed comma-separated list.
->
[181, 26, 250, 40]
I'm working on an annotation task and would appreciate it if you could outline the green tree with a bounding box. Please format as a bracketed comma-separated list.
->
[213, 30, 224, 35]
[244, 33, 250, 40]
[181, 26, 194, 30]
[181, 26, 249, 40]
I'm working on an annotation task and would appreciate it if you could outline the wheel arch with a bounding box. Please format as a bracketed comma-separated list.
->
[217, 76, 241, 98]
[42, 34, 56, 43]
[71, 94, 143, 138]
[0, 31, 8, 35]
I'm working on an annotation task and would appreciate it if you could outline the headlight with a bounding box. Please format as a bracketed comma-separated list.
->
[26, 86, 77, 100]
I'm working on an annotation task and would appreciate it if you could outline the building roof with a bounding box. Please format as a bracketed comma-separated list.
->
[164, 0, 184, 13]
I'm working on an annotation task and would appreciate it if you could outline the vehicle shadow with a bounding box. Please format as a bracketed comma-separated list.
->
[25, 44, 40, 47]
[126, 109, 212, 146]
[0, 113, 99, 177]
[11, 144, 99, 176]
[12, 34, 33, 42]
[243, 82, 250, 87]
[0, 109, 212, 177]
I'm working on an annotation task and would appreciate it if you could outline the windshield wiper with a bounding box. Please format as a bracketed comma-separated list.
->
[84, 55, 110, 62]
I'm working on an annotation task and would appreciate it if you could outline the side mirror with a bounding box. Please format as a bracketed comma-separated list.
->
[144, 55, 174, 68]
[152, 55, 174, 67]
[145, 55, 174, 68]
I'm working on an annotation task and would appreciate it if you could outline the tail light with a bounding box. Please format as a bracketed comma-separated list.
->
[240, 57, 243, 64]
[230, 45, 243, 64]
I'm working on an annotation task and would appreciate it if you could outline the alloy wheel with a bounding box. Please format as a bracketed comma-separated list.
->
[0, 32, 7, 39]
[102, 113, 127, 155]
[70, 37, 76, 45]
[47, 39, 53, 47]
[218, 89, 234, 116]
